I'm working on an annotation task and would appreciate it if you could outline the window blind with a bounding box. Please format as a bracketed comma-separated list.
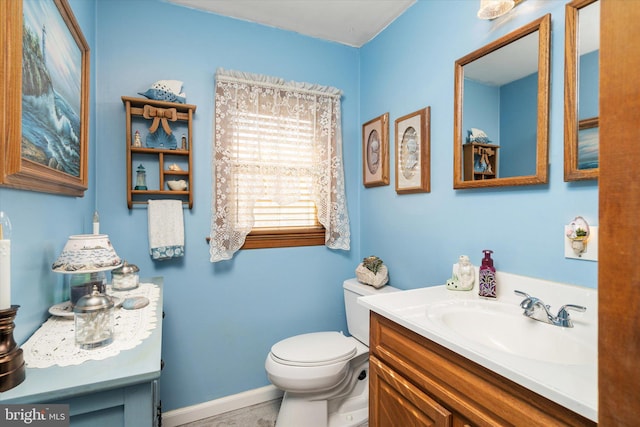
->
[232, 110, 320, 229]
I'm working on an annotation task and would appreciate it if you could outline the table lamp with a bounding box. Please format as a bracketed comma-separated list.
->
[52, 234, 122, 306]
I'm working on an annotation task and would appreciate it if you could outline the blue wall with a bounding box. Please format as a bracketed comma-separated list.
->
[463, 71, 539, 179]
[580, 50, 599, 119]
[0, 0, 597, 415]
[359, 1, 597, 289]
[463, 79, 501, 144]
[93, 0, 360, 411]
[500, 72, 538, 177]
[0, 0, 97, 346]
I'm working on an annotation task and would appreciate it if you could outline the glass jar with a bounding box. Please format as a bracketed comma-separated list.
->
[111, 260, 140, 291]
[74, 285, 114, 349]
[69, 271, 107, 306]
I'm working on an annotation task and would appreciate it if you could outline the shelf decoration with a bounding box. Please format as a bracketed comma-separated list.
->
[143, 105, 178, 149]
[135, 165, 148, 190]
[138, 80, 186, 104]
[463, 129, 500, 181]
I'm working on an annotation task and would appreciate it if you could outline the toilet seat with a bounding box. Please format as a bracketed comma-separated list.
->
[270, 332, 357, 367]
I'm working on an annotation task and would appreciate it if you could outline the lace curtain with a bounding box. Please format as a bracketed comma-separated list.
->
[209, 68, 350, 262]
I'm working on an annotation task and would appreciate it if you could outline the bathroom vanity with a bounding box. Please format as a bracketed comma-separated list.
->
[359, 272, 597, 426]
[369, 313, 594, 426]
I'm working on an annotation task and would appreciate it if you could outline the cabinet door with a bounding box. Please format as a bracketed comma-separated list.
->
[370, 356, 451, 427]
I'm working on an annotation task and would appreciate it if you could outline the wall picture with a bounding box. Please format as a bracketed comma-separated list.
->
[395, 107, 430, 194]
[577, 117, 599, 170]
[0, 0, 89, 196]
[362, 113, 389, 188]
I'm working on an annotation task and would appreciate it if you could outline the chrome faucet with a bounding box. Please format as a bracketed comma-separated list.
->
[514, 290, 586, 327]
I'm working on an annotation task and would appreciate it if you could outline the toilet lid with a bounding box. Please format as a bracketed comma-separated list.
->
[270, 332, 357, 367]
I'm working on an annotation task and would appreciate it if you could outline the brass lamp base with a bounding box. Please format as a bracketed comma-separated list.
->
[0, 305, 25, 392]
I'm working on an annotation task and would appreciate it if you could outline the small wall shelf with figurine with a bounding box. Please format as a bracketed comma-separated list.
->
[122, 96, 196, 209]
[463, 142, 500, 181]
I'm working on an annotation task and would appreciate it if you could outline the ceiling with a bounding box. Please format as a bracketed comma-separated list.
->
[165, 0, 416, 47]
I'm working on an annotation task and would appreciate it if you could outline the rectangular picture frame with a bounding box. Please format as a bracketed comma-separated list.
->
[395, 107, 431, 194]
[362, 112, 389, 188]
[1, 0, 89, 196]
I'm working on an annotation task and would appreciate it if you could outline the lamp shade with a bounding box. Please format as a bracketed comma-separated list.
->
[52, 234, 122, 273]
[477, 0, 515, 19]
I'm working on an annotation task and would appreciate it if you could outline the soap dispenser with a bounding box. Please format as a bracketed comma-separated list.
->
[478, 249, 497, 298]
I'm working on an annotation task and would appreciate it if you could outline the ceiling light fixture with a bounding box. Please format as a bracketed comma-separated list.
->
[477, 0, 515, 20]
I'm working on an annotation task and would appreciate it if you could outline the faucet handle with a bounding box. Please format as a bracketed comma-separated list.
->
[556, 304, 587, 327]
[514, 290, 538, 313]
[558, 304, 587, 316]
[514, 290, 533, 310]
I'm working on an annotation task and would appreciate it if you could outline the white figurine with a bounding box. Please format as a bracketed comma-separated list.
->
[133, 130, 142, 147]
[446, 255, 476, 291]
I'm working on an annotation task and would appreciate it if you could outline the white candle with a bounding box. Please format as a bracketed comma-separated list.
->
[0, 239, 10, 310]
[92, 211, 100, 235]
[0, 212, 11, 310]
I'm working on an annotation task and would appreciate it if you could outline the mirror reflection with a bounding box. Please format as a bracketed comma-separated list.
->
[454, 15, 550, 189]
[564, 0, 600, 181]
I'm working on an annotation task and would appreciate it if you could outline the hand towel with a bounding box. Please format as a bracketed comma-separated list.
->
[148, 199, 184, 260]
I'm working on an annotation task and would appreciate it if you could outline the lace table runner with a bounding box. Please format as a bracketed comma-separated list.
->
[22, 283, 160, 368]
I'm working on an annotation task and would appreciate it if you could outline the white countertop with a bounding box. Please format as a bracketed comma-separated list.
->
[357, 272, 597, 422]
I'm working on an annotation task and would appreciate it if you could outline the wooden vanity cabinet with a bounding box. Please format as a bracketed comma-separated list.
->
[369, 312, 595, 427]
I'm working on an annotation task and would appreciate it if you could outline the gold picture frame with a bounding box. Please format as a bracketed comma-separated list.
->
[1, 0, 90, 196]
[362, 113, 389, 188]
[395, 107, 430, 194]
[563, 0, 599, 182]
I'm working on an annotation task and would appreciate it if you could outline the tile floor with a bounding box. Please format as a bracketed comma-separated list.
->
[176, 398, 368, 427]
[177, 399, 280, 427]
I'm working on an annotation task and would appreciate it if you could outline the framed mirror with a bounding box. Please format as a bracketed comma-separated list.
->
[564, 0, 600, 181]
[453, 14, 550, 189]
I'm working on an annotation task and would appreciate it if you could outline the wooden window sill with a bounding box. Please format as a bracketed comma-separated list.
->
[206, 227, 325, 250]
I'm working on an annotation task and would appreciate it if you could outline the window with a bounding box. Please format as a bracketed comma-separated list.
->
[209, 69, 350, 262]
[234, 109, 324, 248]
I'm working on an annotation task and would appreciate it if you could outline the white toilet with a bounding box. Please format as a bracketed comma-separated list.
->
[265, 278, 399, 427]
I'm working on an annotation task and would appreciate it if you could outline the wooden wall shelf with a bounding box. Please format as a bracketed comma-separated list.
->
[122, 96, 196, 208]
[463, 142, 500, 181]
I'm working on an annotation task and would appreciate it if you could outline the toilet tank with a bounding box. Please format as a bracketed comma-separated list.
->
[343, 278, 399, 346]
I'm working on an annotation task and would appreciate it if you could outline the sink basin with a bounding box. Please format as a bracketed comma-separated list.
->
[423, 300, 595, 366]
[357, 272, 598, 422]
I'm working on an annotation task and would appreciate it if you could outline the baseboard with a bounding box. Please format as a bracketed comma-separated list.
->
[162, 385, 284, 427]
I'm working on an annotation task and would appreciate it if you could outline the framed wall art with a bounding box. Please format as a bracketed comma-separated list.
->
[362, 113, 389, 188]
[395, 107, 431, 194]
[1, 0, 89, 196]
[563, 0, 599, 182]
